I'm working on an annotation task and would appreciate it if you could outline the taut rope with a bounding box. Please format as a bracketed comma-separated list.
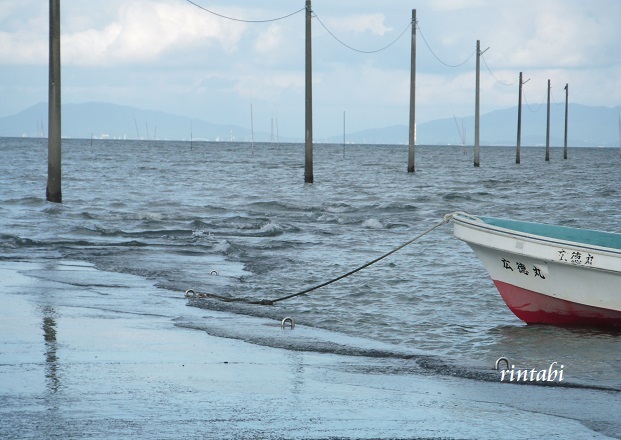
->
[185, 213, 456, 306]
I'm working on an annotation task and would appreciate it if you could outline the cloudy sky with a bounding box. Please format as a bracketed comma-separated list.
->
[1, 0, 620, 139]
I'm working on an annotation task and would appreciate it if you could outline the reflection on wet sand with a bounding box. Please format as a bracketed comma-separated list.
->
[42, 306, 60, 394]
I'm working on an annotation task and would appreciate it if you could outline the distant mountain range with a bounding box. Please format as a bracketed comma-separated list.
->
[1, 101, 620, 147]
[0, 102, 256, 143]
[330, 103, 621, 147]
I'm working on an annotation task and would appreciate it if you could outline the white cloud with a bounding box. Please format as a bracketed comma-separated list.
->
[255, 24, 283, 54]
[65, 0, 247, 66]
[0, 1, 47, 64]
[0, 0, 249, 66]
[428, 0, 487, 12]
[323, 13, 393, 36]
[234, 70, 304, 102]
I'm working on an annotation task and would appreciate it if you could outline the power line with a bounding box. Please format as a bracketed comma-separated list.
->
[417, 23, 475, 68]
[183, 0, 305, 23]
[481, 54, 518, 86]
[312, 12, 412, 54]
[522, 87, 544, 112]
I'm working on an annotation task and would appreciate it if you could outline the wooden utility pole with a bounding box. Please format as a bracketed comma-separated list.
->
[474, 40, 488, 167]
[563, 83, 568, 160]
[47, 0, 62, 203]
[407, 9, 416, 173]
[342, 110, 346, 158]
[516, 72, 523, 164]
[546, 79, 551, 161]
[516, 72, 529, 164]
[304, 0, 313, 183]
[250, 103, 255, 154]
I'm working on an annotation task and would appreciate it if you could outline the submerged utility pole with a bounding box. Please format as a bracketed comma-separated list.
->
[407, 9, 416, 173]
[47, 0, 62, 203]
[564, 83, 569, 160]
[474, 40, 488, 168]
[516, 72, 529, 164]
[546, 79, 551, 161]
[250, 103, 255, 154]
[342, 110, 346, 158]
[304, 0, 313, 183]
[516, 72, 523, 164]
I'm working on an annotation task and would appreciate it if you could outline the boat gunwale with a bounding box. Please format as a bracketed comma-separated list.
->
[452, 213, 621, 257]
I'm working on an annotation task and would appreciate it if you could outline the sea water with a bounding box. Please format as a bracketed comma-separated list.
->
[1, 137, 620, 391]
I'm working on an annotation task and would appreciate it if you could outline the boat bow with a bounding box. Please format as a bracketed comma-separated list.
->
[452, 213, 621, 326]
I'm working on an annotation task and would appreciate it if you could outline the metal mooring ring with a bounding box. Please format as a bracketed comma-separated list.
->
[184, 289, 196, 298]
[495, 357, 510, 371]
[281, 317, 295, 329]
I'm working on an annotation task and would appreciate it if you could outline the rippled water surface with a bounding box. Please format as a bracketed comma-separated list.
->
[2, 137, 620, 389]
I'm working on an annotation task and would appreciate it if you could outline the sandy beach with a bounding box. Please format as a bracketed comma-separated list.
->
[1, 259, 619, 439]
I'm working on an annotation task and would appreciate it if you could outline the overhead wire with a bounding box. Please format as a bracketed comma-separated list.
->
[312, 12, 412, 54]
[182, 1, 478, 68]
[417, 23, 476, 68]
[183, 0, 305, 23]
[481, 54, 518, 86]
[522, 86, 544, 112]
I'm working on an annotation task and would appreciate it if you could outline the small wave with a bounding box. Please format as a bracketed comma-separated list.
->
[80, 211, 97, 220]
[0, 234, 39, 249]
[376, 202, 419, 212]
[362, 218, 383, 229]
[316, 214, 340, 223]
[213, 239, 230, 254]
[135, 212, 165, 221]
[258, 222, 284, 236]
[192, 229, 206, 238]
[324, 204, 352, 214]
[3, 196, 45, 206]
[442, 192, 472, 201]
[247, 200, 304, 213]
[237, 222, 296, 237]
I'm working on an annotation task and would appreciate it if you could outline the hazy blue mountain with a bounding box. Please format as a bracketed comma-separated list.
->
[0, 102, 268, 142]
[336, 103, 620, 147]
[1, 101, 619, 146]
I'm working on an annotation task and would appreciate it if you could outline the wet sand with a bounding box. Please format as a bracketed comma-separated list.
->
[1, 260, 619, 439]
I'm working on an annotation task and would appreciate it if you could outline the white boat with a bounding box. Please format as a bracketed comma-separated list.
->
[452, 212, 621, 326]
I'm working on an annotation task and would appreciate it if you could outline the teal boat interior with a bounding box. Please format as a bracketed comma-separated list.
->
[480, 216, 621, 251]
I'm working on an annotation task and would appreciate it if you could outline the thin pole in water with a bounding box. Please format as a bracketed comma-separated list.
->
[304, 0, 313, 183]
[473, 40, 489, 168]
[407, 9, 416, 173]
[47, 0, 62, 203]
[474, 40, 481, 167]
[342, 110, 346, 158]
[546, 79, 551, 161]
[563, 83, 569, 160]
[516, 72, 529, 164]
[133, 115, 140, 139]
[250, 103, 255, 155]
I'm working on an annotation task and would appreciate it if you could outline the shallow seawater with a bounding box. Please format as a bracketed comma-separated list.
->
[1, 137, 620, 390]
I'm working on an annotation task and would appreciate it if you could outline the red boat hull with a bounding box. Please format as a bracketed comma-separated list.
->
[493, 280, 621, 326]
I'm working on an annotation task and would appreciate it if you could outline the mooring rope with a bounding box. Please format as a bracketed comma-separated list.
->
[185, 213, 456, 306]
